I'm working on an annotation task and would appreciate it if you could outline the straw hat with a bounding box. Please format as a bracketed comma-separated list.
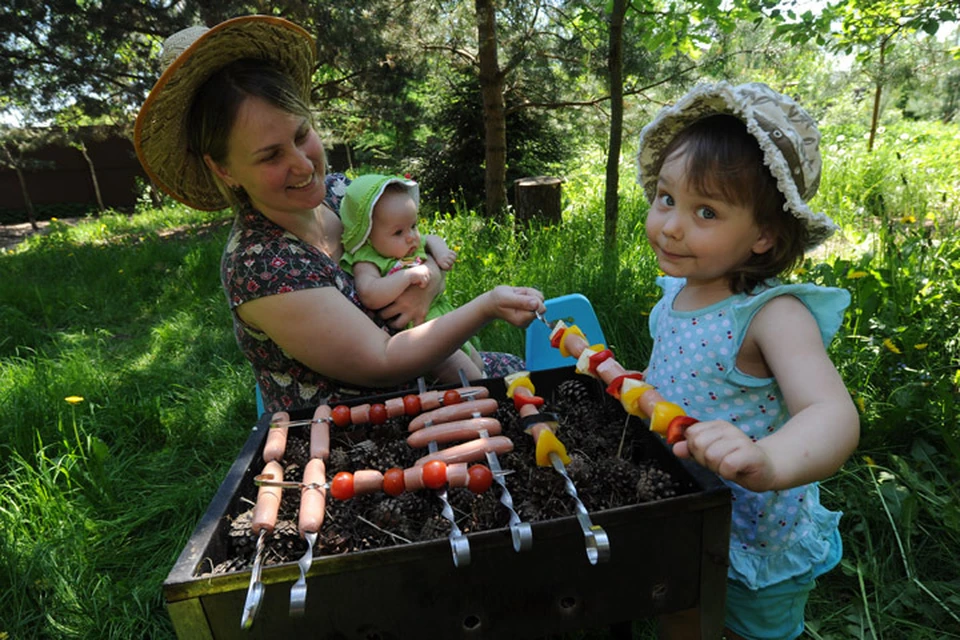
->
[134, 16, 316, 211]
[341, 174, 420, 254]
[636, 81, 838, 249]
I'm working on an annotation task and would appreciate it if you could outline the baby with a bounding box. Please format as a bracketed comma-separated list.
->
[340, 174, 486, 383]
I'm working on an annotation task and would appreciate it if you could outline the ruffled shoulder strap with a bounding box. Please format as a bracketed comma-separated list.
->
[649, 276, 685, 331]
[731, 281, 850, 347]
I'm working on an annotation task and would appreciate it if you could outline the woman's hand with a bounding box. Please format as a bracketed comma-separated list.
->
[483, 285, 545, 327]
[672, 420, 777, 493]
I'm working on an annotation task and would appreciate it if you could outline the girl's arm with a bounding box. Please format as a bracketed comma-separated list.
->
[675, 295, 859, 492]
[237, 285, 544, 388]
[424, 234, 456, 271]
[352, 260, 430, 311]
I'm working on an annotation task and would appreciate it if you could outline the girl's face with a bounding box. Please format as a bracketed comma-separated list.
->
[206, 96, 326, 217]
[646, 151, 773, 292]
[368, 191, 421, 260]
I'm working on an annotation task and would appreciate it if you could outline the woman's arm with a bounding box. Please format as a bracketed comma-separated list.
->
[352, 260, 430, 311]
[237, 285, 543, 388]
[674, 296, 859, 492]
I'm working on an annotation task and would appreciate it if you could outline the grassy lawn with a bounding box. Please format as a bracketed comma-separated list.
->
[1, 121, 958, 639]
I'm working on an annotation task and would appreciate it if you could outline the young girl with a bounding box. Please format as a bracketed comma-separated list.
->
[340, 174, 486, 383]
[636, 82, 860, 640]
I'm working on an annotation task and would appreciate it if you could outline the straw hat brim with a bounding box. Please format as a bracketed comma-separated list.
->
[134, 16, 316, 211]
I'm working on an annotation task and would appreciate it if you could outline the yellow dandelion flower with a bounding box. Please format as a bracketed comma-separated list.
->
[793, 266, 807, 276]
[862, 455, 876, 467]
[883, 338, 901, 354]
[855, 396, 866, 413]
[64, 396, 84, 404]
[846, 270, 868, 279]
[900, 215, 916, 224]
[914, 343, 927, 350]
[51, 217, 59, 222]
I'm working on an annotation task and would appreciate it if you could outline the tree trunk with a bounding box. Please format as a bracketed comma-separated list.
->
[78, 141, 105, 213]
[867, 39, 887, 154]
[475, 0, 508, 218]
[514, 176, 562, 225]
[603, 0, 626, 281]
[4, 144, 38, 230]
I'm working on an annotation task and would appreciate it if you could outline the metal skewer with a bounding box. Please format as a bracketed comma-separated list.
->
[241, 530, 267, 629]
[457, 370, 532, 552]
[550, 450, 610, 564]
[289, 529, 316, 616]
[417, 377, 471, 567]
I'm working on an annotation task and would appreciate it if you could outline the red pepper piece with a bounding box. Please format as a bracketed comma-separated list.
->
[587, 349, 614, 375]
[605, 372, 645, 399]
[513, 393, 545, 412]
[666, 416, 699, 445]
[549, 327, 566, 349]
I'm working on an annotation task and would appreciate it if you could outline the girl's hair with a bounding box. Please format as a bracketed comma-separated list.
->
[186, 58, 314, 208]
[661, 114, 809, 293]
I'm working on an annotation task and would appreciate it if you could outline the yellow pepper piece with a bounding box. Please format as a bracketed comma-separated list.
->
[620, 380, 654, 418]
[505, 371, 535, 398]
[650, 401, 686, 435]
[558, 324, 586, 358]
[535, 429, 571, 466]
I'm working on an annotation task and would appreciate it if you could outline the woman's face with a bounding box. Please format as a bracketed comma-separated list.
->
[207, 95, 326, 217]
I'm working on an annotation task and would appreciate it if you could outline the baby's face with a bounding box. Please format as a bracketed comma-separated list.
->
[369, 191, 421, 260]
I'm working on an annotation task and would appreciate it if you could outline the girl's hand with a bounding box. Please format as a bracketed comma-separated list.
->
[434, 248, 457, 271]
[672, 420, 777, 492]
[407, 264, 431, 288]
[485, 286, 545, 327]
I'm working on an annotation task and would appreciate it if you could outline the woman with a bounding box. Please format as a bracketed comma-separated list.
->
[135, 16, 543, 412]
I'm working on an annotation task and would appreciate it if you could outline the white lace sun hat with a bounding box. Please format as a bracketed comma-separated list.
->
[636, 81, 838, 249]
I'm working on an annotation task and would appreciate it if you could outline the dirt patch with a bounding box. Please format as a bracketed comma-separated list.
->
[0, 217, 81, 252]
[207, 378, 694, 576]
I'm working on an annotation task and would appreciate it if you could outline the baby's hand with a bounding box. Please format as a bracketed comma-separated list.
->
[672, 420, 777, 492]
[434, 247, 457, 271]
[407, 264, 431, 288]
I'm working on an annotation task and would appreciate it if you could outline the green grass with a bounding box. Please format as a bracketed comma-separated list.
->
[1, 120, 958, 639]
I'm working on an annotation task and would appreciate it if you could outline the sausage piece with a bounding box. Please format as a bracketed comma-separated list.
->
[252, 460, 284, 535]
[263, 412, 289, 463]
[403, 465, 425, 492]
[310, 405, 331, 460]
[406, 417, 502, 448]
[595, 358, 627, 386]
[350, 404, 371, 425]
[416, 435, 514, 465]
[385, 397, 406, 418]
[353, 469, 384, 495]
[298, 458, 326, 535]
[446, 462, 469, 488]
[408, 398, 500, 432]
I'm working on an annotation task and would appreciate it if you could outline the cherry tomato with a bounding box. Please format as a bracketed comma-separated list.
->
[369, 403, 387, 425]
[330, 471, 355, 500]
[421, 460, 448, 489]
[443, 390, 461, 406]
[467, 465, 494, 494]
[382, 467, 405, 496]
[331, 404, 351, 428]
[402, 394, 421, 416]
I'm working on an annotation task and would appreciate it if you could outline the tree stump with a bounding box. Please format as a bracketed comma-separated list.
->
[513, 176, 563, 225]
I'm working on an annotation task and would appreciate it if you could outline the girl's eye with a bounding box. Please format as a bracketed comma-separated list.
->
[657, 193, 674, 207]
[696, 206, 717, 220]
